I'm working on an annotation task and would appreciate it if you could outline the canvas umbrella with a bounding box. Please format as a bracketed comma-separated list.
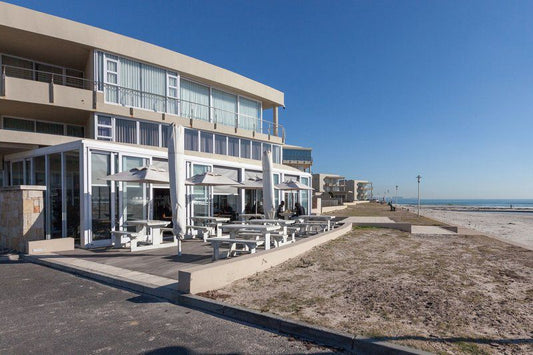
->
[168, 124, 186, 255]
[275, 179, 313, 212]
[262, 150, 276, 219]
[104, 165, 169, 184]
[186, 171, 240, 186]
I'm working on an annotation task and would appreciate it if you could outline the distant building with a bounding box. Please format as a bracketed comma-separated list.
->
[312, 173, 371, 202]
[282, 144, 312, 172]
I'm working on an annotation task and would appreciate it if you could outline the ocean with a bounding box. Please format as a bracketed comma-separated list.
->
[396, 198, 533, 208]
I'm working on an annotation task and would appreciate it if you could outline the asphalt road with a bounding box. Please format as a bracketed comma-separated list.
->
[0, 260, 338, 354]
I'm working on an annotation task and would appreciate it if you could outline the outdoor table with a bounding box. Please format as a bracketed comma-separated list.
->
[125, 220, 170, 245]
[279, 210, 293, 220]
[297, 215, 335, 231]
[239, 213, 265, 221]
[220, 224, 280, 250]
[191, 216, 230, 237]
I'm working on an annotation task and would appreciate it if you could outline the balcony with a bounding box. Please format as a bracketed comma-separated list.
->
[1, 65, 285, 140]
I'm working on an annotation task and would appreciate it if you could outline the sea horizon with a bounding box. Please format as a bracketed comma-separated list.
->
[394, 198, 533, 208]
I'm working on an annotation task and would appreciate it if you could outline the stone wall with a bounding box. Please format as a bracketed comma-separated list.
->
[0, 185, 46, 253]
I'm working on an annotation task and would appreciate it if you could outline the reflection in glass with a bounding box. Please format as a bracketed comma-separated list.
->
[49, 153, 62, 238]
[122, 156, 147, 226]
[192, 165, 210, 216]
[91, 153, 111, 241]
[65, 151, 80, 243]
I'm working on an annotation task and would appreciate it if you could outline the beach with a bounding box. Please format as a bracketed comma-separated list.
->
[402, 205, 533, 250]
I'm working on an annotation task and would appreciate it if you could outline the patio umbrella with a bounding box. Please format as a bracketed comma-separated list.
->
[262, 150, 276, 219]
[168, 124, 186, 255]
[275, 180, 313, 191]
[186, 171, 240, 186]
[103, 165, 169, 184]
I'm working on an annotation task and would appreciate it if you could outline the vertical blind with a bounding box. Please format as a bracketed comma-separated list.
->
[212, 89, 237, 126]
[239, 97, 260, 131]
[115, 119, 136, 144]
[180, 79, 210, 121]
[140, 122, 159, 146]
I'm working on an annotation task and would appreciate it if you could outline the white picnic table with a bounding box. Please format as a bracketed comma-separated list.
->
[114, 219, 177, 251]
[239, 213, 265, 221]
[220, 224, 281, 250]
[191, 216, 230, 238]
[297, 215, 335, 231]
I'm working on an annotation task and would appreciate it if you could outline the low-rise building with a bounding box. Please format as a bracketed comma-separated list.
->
[312, 173, 371, 203]
[282, 144, 312, 172]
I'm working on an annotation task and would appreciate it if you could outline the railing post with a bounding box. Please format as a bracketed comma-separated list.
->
[0, 66, 5, 97]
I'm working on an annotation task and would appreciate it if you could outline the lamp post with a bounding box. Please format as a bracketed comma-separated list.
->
[395, 185, 398, 204]
[416, 175, 422, 217]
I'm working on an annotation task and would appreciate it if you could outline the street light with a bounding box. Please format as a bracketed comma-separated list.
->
[416, 175, 422, 217]
[395, 185, 399, 204]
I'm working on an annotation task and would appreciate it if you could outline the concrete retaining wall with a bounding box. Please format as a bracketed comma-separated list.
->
[352, 222, 412, 233]
[178, 222, 353, 294]
[28, 238, 74, 255]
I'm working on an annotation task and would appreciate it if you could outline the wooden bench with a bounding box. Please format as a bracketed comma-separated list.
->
[206, 237, 261, 260]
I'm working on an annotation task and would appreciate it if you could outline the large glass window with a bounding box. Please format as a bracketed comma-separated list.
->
[167, 74, 179, 115]
[180, 79, 210, 121]
[65, 151, 80, 243]
[192, 164, 210, 217]
[141, 64, 166, 112]
[161, 125, 170, 148]
[11, 161, 23, 185]
[25, 159, 31, 184]
[3, 117, 35, 132]
[140, 122, 159, 146]
[115, 118, 136, 144]
[97, 116, 113, 140]
[122, 156, 148, 224]
[240, 139, 250, 159]
[239, 97, 261, 131]
[252, 141, 262, 160]
[36, 121, 64, 135]
[273, 145, 281, 164]
[185, 129, 199, 151]
[228, 137, 239, 157]
[215, 135, 227, 155]
[200, 132, 213, 153]
[48, 153, 62, 238]
[212, 89, 237, 126]
[91, 153, 111, 241]
[213, 166, 239, 219]
[300, 177, 309, 215]
[66, 125, 84, 138]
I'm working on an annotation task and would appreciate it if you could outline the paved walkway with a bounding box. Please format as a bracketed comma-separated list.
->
[411, 225, 457, 235]
[0, 261, 335, 354]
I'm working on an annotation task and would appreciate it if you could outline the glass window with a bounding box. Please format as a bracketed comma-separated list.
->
[167, 74, 179, 115]
[36, 121, 64, 135]
[212, 89, 237, 127]
[122, 156, 148, 223]
[240, 139, 250, 159]
[192, 164, 210, 217]
[48, 153, 62, 238]
[35, 63, 63, 84]
[11, 161, 23, 185]
[200, 132, 213, 153]
[180, 79, 210, 121]
[274, 174, 280, 207]
[3, 117, 34, 132]
[252, 141, 261, 160]
[161, 125, 170, 148]
[91, 152, 111, 241]
[25, 159, 31, 184]
[97, 116, 112, 140]
[65, 151, 80, 243]
[66, 125, 84, 137]
[119, 58, 141, 107]
[115, 118, 136, 144]
[34, 156, 45, 185]
[2, 55, 33, 80]
[141, 64, 166, 112]
[65, 68, 84, 89]
[215, 135, 227, 155]
[239, 97, 261, 131]
[273, 145, 281, 164]
[140, 122, 159, 146]
[228, 137, 239, 157]
[185, 129, 198, 151]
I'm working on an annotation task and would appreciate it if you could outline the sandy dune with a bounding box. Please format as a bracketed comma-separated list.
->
[403, 206, 533, 250]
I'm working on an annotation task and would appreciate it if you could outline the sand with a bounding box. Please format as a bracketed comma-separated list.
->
[402, 206, 533, 250]
[204, 228, 533, 354]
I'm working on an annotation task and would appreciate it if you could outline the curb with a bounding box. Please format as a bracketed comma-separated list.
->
[178, 294, 431, 355]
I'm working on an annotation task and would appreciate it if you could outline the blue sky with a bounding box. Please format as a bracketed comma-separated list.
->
[6, 0, 533, 199]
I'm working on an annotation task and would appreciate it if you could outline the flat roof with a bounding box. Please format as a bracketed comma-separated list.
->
[0, 2, 284, 108]
[282, 144, 312, 150]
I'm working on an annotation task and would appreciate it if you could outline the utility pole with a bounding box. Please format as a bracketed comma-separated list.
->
[395, 185, 398, 204]
[416, 175, 422, 217]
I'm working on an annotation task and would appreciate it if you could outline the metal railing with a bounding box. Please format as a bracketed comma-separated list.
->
[1, 64, 285, 139]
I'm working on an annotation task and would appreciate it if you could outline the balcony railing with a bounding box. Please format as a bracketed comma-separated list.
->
[1, 64, 285, 139]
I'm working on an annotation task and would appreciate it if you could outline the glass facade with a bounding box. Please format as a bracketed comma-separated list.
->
[192, 164, 210, 217]
[65, 151, 80, 242]
[2, 116, 84, 138]
[91, 152, 111, 241]
[283, 148, 313, 162]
